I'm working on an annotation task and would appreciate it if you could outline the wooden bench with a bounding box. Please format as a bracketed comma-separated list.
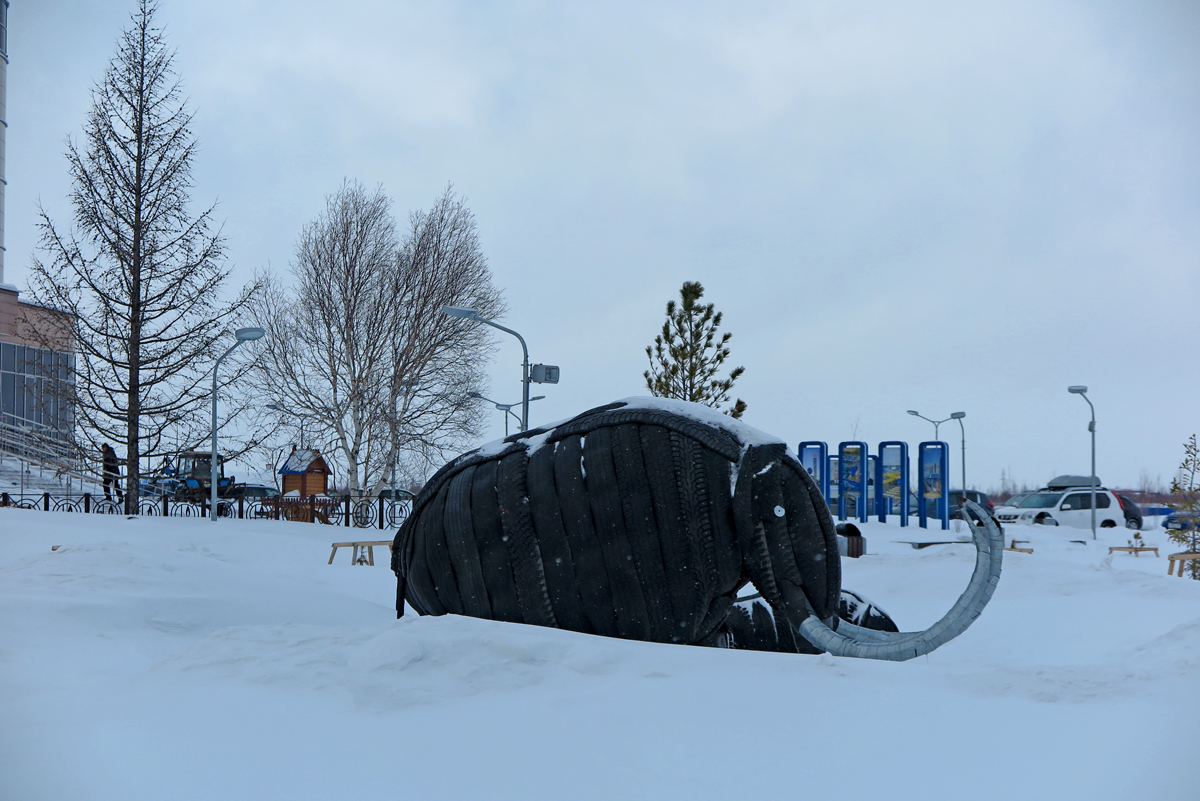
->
[1006, 540, 1033, 554]
[1108, 546, 1159, 557]
[1167, 552, 1200, 577]
[329, 540, 393, 566]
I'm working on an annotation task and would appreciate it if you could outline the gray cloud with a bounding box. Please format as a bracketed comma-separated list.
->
[9, 0, 1199, 489]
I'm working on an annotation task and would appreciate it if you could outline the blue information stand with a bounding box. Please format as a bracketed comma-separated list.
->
[797, 442, 829, 504]
[837, 441, 869, 523]
[876, 441, 909, 526]
[827, 455, 839, 509]
[867, 454, 878, 517]
[917, 441, 950, 530]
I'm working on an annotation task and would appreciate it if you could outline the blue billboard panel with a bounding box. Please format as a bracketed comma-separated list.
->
[828, 455, 839, 506]
[867, 454, 878, 516]
[877, 441, 909, 526]
[798, 441, 828, 505]
[838, 441, 869, 523]
[918, 441, 950, 530]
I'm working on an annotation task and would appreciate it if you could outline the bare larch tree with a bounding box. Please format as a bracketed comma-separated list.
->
[26, 0, 259, 511]
[253, 183, 503, 493]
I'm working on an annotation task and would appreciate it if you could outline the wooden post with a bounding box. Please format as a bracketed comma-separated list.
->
[309, 493, 316, 524]
[1, 492, 8, 506]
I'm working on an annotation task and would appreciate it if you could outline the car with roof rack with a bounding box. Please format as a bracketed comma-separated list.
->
[993, 475, 1124, 529]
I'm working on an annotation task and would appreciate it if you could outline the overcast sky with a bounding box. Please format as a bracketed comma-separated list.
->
[7, 0, 1200, 491]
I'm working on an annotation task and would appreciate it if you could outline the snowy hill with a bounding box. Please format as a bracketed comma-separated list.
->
[1, 509, 1198, 800]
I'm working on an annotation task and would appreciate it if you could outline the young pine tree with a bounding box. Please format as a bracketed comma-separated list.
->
[1168, 434, 1200, 579]
[644, 281, 746, 418]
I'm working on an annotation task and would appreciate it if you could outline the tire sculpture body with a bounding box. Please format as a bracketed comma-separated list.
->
[391, 398, 1003, 661]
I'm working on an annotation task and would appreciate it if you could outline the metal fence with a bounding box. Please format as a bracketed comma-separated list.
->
[0, 492, 411, 529]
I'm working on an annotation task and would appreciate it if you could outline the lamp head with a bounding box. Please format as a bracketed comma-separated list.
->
[266, 404, 284, 412]
[442, 306, 480, 320]
[530, 396, 546, 402]
[1068, 385, 1088, 394]
[907, 410, 920, 416]
[951, 411, 965, 419]
[235, 327, 266, 341]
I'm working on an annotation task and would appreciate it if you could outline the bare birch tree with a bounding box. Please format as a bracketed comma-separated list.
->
[253, 183, 503, 493]
[253, 181, 396, 493]
[26, 0, 259, 510]
[373, 188, 504, 492]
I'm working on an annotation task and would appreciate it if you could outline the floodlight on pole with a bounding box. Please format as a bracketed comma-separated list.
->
[445, 306, 534, 432]
[442, 306, 480, 320]
[210, 328, 265, 520]
[1068, 385, 1097, 540]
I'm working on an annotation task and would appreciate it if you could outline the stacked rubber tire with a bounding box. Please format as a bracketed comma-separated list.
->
[392, 401, 846, 653]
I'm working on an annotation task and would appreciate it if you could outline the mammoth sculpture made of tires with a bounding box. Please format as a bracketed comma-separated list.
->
[391, 398, 1003, 661]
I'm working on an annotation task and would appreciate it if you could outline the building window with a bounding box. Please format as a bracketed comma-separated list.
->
[0, 340, 74, 439]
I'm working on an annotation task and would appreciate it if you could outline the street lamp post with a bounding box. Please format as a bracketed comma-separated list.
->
[1068, 385, 1097, 540]
[909, 409, 967, 489]
[444, 307, 532, 431]
[210, 327, 265, 521]
[951, 411, 966, 491]
[469, 392, 545, 437]
[907, 409, 951, 440]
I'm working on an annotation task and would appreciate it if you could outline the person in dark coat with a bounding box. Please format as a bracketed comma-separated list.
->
[101, 443, 123, 502]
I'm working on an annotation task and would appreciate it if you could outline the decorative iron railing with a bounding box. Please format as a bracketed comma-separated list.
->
[0, 492, 411, 530]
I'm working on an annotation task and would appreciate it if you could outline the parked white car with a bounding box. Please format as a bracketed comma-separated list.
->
[995, 477, 1123, 530]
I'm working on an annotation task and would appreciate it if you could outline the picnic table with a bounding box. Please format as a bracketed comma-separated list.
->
[1108, 546, 1159, 557]
[328, 540, 393, 566]
[1167, 552, 1200, 577]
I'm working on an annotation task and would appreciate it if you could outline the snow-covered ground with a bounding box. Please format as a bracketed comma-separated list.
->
[2, 509, 1197, 801]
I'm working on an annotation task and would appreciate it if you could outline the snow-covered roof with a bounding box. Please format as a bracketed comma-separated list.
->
[279, 448, 326, 475]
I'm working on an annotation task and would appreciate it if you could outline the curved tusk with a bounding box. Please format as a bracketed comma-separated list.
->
[796, 500, 1003, 661]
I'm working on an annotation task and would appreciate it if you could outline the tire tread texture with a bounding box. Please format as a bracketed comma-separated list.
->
[394, 402, 846, 652]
